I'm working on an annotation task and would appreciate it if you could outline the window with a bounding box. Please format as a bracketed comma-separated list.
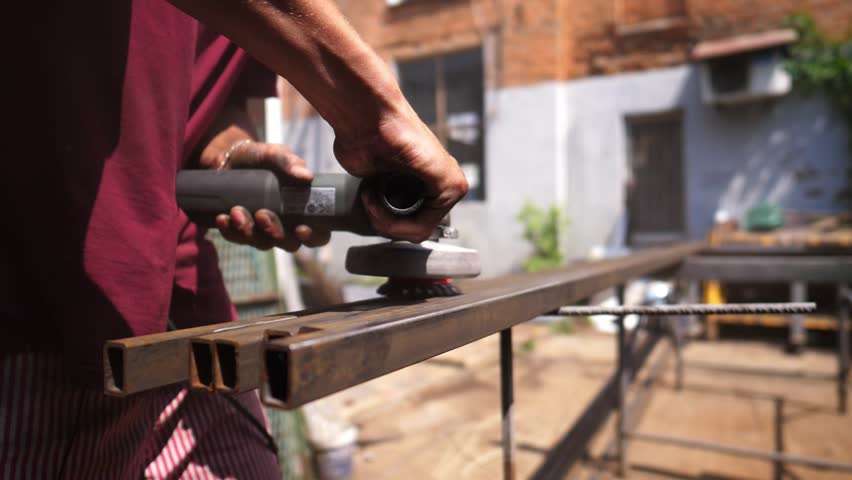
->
[398, 49, 486, 200]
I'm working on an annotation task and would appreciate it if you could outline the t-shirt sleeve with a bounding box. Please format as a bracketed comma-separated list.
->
[230, 57, 277, 101]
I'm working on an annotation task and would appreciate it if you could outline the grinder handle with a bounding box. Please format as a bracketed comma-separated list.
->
[176, 169, 282, 228]
[175, 169, 427, 233]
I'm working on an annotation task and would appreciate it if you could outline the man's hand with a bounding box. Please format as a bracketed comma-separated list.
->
[334, 103, 469, 242]
[199, 126, 331, 252]
[167, 0, 469, 243]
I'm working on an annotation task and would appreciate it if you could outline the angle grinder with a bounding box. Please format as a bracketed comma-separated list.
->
[176, 169, 480, 297]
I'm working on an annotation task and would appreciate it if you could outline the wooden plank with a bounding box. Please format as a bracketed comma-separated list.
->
[707, 314, 838, 331]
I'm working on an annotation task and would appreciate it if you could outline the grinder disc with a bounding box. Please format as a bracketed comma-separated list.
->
[376, 278, 462, 298]
[345, 241, 481, 279]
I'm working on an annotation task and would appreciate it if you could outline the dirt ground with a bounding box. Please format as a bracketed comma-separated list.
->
[319, 324, 852, 479]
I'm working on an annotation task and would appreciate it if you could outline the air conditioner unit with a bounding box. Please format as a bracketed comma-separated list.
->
[700, 48, 792, 106]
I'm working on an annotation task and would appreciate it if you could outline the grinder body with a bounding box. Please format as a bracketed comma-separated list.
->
[176, 170, 417, 236]
[176, 168, 481, 293]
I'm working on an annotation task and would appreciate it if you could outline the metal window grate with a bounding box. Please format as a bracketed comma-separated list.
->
[207, 230, 285, 319]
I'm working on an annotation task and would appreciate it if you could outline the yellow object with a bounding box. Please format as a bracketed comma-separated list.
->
[705, 281, 724, 305]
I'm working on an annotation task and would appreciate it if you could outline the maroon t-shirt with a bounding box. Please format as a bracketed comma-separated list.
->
[3, 1, 274, 386]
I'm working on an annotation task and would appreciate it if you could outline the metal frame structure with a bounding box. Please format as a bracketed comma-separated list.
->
[103, 243, 851, 479]
[680, 253, 852, 413]
[681, 252, 852, 351]
[608, 286, 852, 479]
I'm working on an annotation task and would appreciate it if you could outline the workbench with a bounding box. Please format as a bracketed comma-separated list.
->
[679, 245, 852, 348]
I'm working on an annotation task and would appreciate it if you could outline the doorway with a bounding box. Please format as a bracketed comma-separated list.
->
[626, 111, 686, 246]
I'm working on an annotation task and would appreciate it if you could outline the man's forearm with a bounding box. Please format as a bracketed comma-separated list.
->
[170, 0, 469, 242]
[169, 0, 405, 138]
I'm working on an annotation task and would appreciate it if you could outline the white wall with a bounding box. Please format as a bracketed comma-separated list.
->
[560, 64, 848, 253]
[453, 82, 566, 277]
[560, 66, 694, 258]
[270, 65, 849, 280]
[275, 83, 568, 280]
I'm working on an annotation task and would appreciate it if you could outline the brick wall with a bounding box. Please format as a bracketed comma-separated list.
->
[346, 0, 564, 88]
[566, 0, 852, 77]
[617, 0, 687, 26]
[278, 0, 851, 113]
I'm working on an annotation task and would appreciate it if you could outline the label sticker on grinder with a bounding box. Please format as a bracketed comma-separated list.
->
[282, 187, 336, 216]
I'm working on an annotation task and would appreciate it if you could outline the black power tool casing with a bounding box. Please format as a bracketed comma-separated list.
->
[176, 170, 422, 236]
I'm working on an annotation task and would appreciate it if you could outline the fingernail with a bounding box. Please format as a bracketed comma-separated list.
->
[216, 214, 229, 228]
[295, 225, 312, 241]
[256, 211, 271, 228]
[290, 166, 312, 179]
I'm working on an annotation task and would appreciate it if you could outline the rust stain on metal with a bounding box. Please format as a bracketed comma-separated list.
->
[262, 242, 705, 409]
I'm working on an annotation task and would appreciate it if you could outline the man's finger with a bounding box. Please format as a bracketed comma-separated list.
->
[229, 143, 314, 183]
[294, 225, 331, 248]
[228, 206, 255, 239]
[255, 210, 286, 243]
[255, 144, 313, 183]
[216, 214, 248, 245]
[277, 235, 302, 252]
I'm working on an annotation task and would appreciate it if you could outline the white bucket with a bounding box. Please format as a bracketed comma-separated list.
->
[314, 442, 355, 480]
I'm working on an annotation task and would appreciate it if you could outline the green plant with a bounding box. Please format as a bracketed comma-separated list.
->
[516, 201, 570, 272]
[784, 14, 852, 204]
[550, 318, 574, 336]
[549, 316, 591, 336]
[519, 339, 536, 354]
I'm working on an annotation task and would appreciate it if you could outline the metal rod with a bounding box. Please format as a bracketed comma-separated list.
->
[500, 328, 515, 480]
[628, 431, 852, 473]
[615, 293, 629, 478]
[594, 337, 671, 480]
[789, 282, 807, 352]
[262, 243, 705, 409]
[774, 397, 784, 480]
[670, 316, 684, 391]
[681, 280, 701, 389]
[529, 333, 662, 480]
[558, 303, 816, 316]
[683, 360, 836, 382]
[839, 286, 850, 415]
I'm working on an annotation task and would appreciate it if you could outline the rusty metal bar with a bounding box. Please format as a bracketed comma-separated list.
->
[106, 297, 392, 396]
[500, 328, 516, 480]
[628, 431, 852, 473]
[104, 315, 293, 396]
[191, 280, 512, 393]
[189, 307, 380, 393]
[104, 274, 521, 396]
[262, 242, 704, 409]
